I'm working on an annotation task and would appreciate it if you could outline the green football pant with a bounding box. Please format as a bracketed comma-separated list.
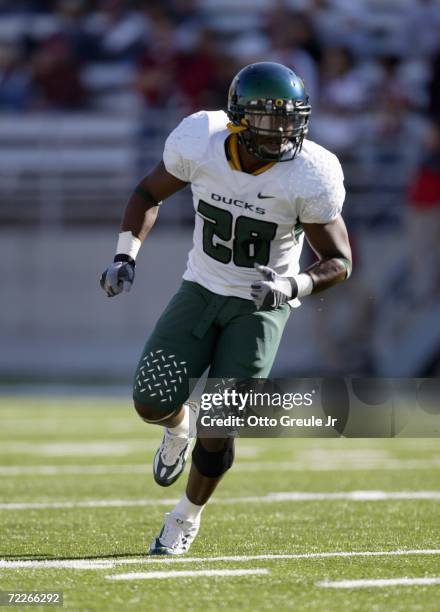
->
[133, 280, 291, 413]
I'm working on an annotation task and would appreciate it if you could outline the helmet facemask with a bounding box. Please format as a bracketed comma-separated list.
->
[229, 98, 311, 162]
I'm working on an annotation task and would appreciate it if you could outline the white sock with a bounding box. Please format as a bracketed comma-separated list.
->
[167, 404, 189, 437]
[172, 494, 205, 523]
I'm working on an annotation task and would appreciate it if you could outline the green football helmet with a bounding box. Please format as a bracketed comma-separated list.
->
[227, 62, 311, 162]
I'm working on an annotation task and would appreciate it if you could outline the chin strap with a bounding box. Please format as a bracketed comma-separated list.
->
[227, 133, 242, 171]
[226, 132, 276, 176]
[226, 120, 248, 133]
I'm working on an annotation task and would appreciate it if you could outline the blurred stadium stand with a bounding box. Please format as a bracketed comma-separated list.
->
[1, 0, 439, 385]
[0, 114, 138, 224]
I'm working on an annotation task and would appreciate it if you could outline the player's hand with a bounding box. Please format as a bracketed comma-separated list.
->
[251, 264, 296, 310]
[100, 260, 135, 297]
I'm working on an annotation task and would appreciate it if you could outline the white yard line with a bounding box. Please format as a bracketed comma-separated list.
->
[260, 491, 440, 501]
[232, 460, 440, 472]
[0, 559, 119, 570]
[0, 499, 176, 510]
[1, 550, 439, 571]
[1, 490, 439, 511]
[0, 441, 261, 458]
[0, 441, 153, 456]
[317, 577, 440, 589]
[0, 459, 439, 476]
[0, 465, 149, 476]
[106, 568, 269, 581]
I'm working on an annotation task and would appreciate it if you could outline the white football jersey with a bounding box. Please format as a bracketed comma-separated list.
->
[163, 110, 345, 307]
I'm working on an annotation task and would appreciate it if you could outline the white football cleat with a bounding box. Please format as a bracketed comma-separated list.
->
[153, 401, 198, 487]
[149, 512, 200, 555]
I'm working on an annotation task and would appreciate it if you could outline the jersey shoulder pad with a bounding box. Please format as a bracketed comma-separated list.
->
[163, 110, 228, 182]
[295, 139, 345, 224]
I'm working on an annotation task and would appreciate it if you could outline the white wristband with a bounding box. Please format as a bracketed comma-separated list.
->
[292, 273, 314, 298]
[116, 231, 142, 261]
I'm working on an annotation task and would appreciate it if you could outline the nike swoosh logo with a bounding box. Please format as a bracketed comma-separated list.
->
[257, 192, 275, 199]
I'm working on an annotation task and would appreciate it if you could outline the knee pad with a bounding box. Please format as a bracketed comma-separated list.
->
[191, 438, 235, 478]
[133, 398, 180, 424]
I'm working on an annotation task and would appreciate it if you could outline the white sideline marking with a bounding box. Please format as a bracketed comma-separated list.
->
[1, 550, 439, 571]
[317, 577, 440, 589]
[1, 490, 439, 511]
[1, 458, 439, 476]
[107, 568, 269, 581]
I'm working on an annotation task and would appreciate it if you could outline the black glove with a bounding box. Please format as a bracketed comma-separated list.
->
[100, 256, 135, 297]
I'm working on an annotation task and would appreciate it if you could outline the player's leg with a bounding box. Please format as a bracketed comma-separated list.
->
[183, 301, 291, 507]
[150, 300, 291, 555]
[132, 281, 218, 487]
[145, 284, 233, 555]
[186, 437, 235, 503]
[149, 436, 234, 555]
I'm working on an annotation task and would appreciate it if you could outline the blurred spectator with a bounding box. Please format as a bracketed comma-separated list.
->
[311, 46, 369, 152]
[407, 120, 440, 301]
[168, 0, 205, 49]
[403, 0, 440, 58]
[226, 29, 271, 67]
[84, 0, 147, 62]
[307, 0, 370, 56]
[135, 12, 177, 108]
[0, 43, 32, 110]
[136, 22, 232, 113]
[31, 34, 86, 108]
[371, 56, 428, 154]
[375, 55, 426, 113]
[53, 0, 97, 63]
[174, 29, 226, 111]
[319, 46, 369, 112]
[0, 0, 55, 13]
[265, 10, 320, 104]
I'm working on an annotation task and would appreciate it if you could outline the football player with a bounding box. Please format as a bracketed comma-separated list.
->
[100, 62, 352, 555]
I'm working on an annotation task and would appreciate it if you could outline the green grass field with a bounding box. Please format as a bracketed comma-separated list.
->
[0, 396, 439, 611]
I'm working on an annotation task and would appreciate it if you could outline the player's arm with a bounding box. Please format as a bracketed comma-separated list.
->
[301, 214, 352, 293]
[100, 161, 187, 297]
[120, 161, 188, 242]
[251, 215, 352, 309]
